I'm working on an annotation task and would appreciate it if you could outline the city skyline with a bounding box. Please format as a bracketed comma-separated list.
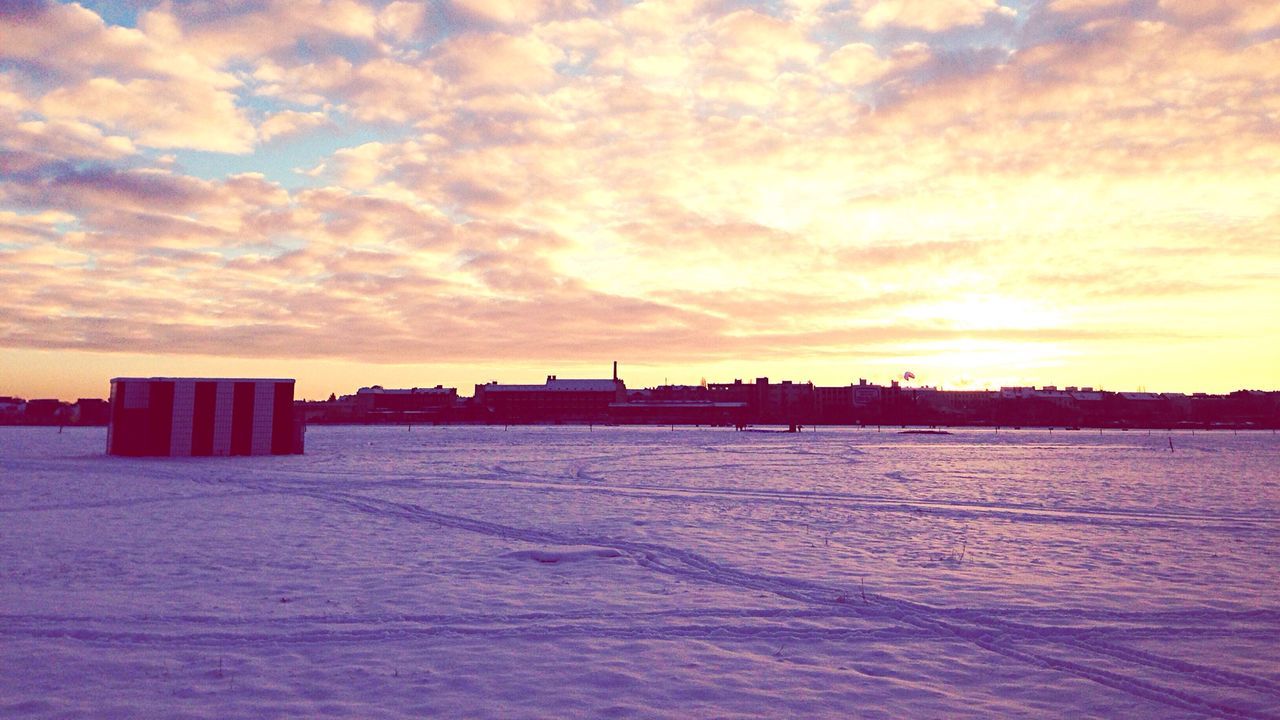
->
[7, 370, 1274, 430]
[4, 357, 1277, 403]
[2, 1, 1279, 400]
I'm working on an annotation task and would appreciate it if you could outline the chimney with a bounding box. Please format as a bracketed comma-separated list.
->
[612, 361, 618, 381]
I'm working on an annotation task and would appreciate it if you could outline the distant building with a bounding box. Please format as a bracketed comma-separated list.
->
[706, 379, 755, 406]
[916, 388, 996, 420]
[852, 379, 883, 408]
[299, 394, 360, 424]
[23, 399, 67, 424]
[474, 371, 626, 423]
[707, 377, 816, 424]
[354, 385, 458, 413]
[614, 384, 746, 425]
[814, 384, 854, 418]
[108, 377, 304, 456]
[0, 396, 25, 419]
[73, 398, 110, 425]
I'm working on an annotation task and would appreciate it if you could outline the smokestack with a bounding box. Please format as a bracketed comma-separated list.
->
[612, 361, 618, 381]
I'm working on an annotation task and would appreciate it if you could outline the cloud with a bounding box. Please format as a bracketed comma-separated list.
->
[39, 77, 255, 153]
[0, 1, 255, 153]
[0, 208, 75, 245]
[1, 0, 1278, 392]
[1024, 272, 1244, 298]
[446, 0, 551, 26]
[377, 1, 430, 42]
[704, 10, 821, 80]
[0, 113, 136, 175]
[151, 0, 380, 65]
[1045, 0, 1134, 15]
[1157, 0, 1280, 32]
[837, 240, 989, 268]
[258, 110, 331, 142]
[824, 41, 930, 85]
[432, 32, 565, 93]
[20, 166, 208, 213]
[0, 0, 235, 89]
[253, 56, 446, 123]
[854, 0, 1015, 32]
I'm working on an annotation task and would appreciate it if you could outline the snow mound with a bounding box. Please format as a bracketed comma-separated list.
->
[501, 545, 625, 564]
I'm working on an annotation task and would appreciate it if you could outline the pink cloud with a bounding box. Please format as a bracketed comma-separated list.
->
[0, 1, 234, 88]
[39, 77, 254, 153]
[150, 0, 380, 64]
[0, 2, 256, 153]
[377, 1, 430, 42]
[1, 0, 1278, 388]
[853, 0, 1015, 31]
[704, 10, 820, 80]
[253, 57, 445, 123]
[825, 41, 930, 85]
[1157, 0, 1280, 32]
[258, 110, 331, 142]
[432, 32, 565, 93]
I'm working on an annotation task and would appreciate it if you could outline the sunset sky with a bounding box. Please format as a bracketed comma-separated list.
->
[2, 0, 1278, 400]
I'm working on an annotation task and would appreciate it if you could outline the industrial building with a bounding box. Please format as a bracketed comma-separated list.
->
[474, 364, 627, 423]
[107, 377, 304, 456]
[474, 376, 626, 423]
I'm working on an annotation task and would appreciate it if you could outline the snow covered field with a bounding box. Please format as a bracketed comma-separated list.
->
[2, 425, 1278, 719]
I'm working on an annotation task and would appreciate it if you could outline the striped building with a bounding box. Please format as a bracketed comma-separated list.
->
[107, 378, 304, 456]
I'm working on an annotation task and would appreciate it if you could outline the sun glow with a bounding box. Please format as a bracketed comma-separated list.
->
[919, 294, 1070, 332]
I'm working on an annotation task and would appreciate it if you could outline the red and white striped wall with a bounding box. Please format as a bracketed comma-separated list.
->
[107, 378, 303, 456]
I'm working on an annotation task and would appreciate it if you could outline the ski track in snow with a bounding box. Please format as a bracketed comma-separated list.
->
[2, 426, 1278, 718]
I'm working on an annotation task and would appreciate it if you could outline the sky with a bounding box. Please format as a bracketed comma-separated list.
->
[1, 0, 1278, 401]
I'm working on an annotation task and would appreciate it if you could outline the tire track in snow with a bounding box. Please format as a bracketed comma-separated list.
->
[5, 609, 1269, 642]
[947, 606, 1280, 624]
[342, 457, 1280, 529]
[0, 491, 263, 514]
[1068, 636, 1280, 698]
[269, 485, 1280, 720]
[318, 473, 1279, 531]
[0, 620, 941, 648]
[960, 613, 1280, 699]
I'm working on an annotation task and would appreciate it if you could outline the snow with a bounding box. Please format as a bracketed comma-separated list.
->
[2, 425, 1279, 718]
